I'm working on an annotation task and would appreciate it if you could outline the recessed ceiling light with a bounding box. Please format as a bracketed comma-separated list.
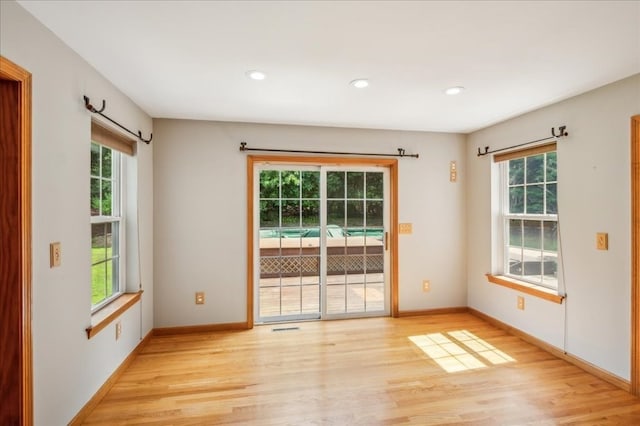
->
[350, 79, 369, 89]
[445, 86, 465, 95]
[246, 70, 266, 81]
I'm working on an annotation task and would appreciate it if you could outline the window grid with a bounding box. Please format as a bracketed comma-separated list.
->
[503, 151, 558, 289]
[90, 142, 122, 310]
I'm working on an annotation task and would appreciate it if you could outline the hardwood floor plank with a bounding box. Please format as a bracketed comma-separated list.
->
[80, 314, 640, 425]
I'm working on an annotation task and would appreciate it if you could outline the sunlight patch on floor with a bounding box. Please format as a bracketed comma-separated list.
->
[409, 330, 516, 373]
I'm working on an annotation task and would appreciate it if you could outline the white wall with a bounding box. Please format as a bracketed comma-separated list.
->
[0, 2, 154, 424]
[153, 119, 467, 327]
[466, 74, 640, 380]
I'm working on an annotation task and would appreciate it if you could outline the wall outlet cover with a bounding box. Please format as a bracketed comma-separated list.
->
[50, 242, 61, 268]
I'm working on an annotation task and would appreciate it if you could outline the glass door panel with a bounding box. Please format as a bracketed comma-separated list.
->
[256, 165, 389, 323]
[258, 168, 321, 322]
[323, 169, 388, 318]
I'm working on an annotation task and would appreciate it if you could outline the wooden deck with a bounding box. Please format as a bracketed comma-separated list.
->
[259, 273, 385, 318]
[80, 313, 640, 425]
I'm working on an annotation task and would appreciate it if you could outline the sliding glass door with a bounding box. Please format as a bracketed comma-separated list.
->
[255, 165, 390, 323]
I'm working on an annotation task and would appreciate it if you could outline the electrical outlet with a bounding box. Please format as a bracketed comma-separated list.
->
[399, 223, 413, 234]
[50, 242, 61, 267]
[115, 321, 122, 340]
[422, 280, 430, 292]
[195, 292, 205, 305]
[517, 296, 525, 310]
[596, 232, 608, 250]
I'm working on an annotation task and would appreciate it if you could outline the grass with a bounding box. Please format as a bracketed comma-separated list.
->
[92, 246, 114, 305]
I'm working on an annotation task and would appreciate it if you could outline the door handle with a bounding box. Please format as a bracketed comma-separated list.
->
[385, 232, 389, 251]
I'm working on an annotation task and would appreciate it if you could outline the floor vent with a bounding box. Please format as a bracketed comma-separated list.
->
[272, 326, 300, 332]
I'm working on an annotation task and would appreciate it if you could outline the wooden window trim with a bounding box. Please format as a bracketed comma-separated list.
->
[486, 274, 564, 304]
[86, 290, 143, 339]
[91, 120, 135, 156]
[246, 155, 399, 327]
[494, 142, 557, 163]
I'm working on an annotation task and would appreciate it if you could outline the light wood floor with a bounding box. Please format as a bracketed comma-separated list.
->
[82, 313, 640, 425]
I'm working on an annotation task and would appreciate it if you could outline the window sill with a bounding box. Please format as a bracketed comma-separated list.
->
[485, 274, 564, 304]
[86, 290, 143, 339]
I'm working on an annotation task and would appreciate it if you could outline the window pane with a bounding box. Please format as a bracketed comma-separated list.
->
[366, 173, 384, 199]
[91, 262, 107, 305]
[327, 200, 345, 226]
[526, 154, 545, 183]
[91, 143, 100, 176]
[543, 221, 557, 252]
[526, 184, 544, 214]
[104, 222, 113, 257]
[282, 200, 300, 227]
[346, 200, 364, 227]
[101, 146, 112, 178]
[260, 170, 280, 199]
[546, 152, 557, 182]
[301, 200, 320, 227]
[301, 171, 320, 199]
[105, 259, 114, 299]
[101, 180, 112, 215]
[523, 220, 542, 250]
[546, 183, 557, 214]
[509, 158, 524, 185]
[366, 200, 383, 227]
[260, 200, 280, 227]
[91, 178, 101, 216]
[91, 223, 106, 264]
[327, 171, 345, 198]
[347, 172, 364, 199]
[507, 246, 523, 276]
[281, 171, 300, 199]
[509, 219, 522, 246]
[509, 187, 524, 214]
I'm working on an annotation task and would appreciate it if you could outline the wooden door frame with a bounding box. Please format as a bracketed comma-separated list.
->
[246, 155, 399, 328]
[0, 55, 33, 424]
[632, 115, 640, 396]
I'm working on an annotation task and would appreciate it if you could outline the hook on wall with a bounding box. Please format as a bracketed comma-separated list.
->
[83, 96, 105, 114]
[83, 95, 152, 144]
[551, 125, 568, 138]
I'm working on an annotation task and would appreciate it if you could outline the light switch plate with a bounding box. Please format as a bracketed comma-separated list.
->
[195, 292, 205, 305]
[596, 233, 608, 250]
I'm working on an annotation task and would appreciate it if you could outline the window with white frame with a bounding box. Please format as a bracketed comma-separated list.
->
[90, 121, 135, 311]
[498, 143, 558, 289]
[91, 142, 122, 309]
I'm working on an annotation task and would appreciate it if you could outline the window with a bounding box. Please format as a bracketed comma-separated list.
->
[498, 143, 558, 289]
[91, 143, 122, 309]
[89, 120, 135, 311]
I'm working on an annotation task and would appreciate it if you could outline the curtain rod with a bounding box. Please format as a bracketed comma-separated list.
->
[83, 96, 152, 144]
[239, 142, 419, 158]
[476, 126, 568, 157]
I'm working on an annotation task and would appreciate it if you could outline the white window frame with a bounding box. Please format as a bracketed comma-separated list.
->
[499, 148, 558, 290]
[90, 142, 125, 312]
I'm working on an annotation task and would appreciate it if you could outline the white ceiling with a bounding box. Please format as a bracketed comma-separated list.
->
[17, 0, 640, 133]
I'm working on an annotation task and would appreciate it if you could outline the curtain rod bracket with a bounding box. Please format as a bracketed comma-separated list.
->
[239, 142, 418, 158]
[477, 125, 568, 157]
[83, 95, 152, 144]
